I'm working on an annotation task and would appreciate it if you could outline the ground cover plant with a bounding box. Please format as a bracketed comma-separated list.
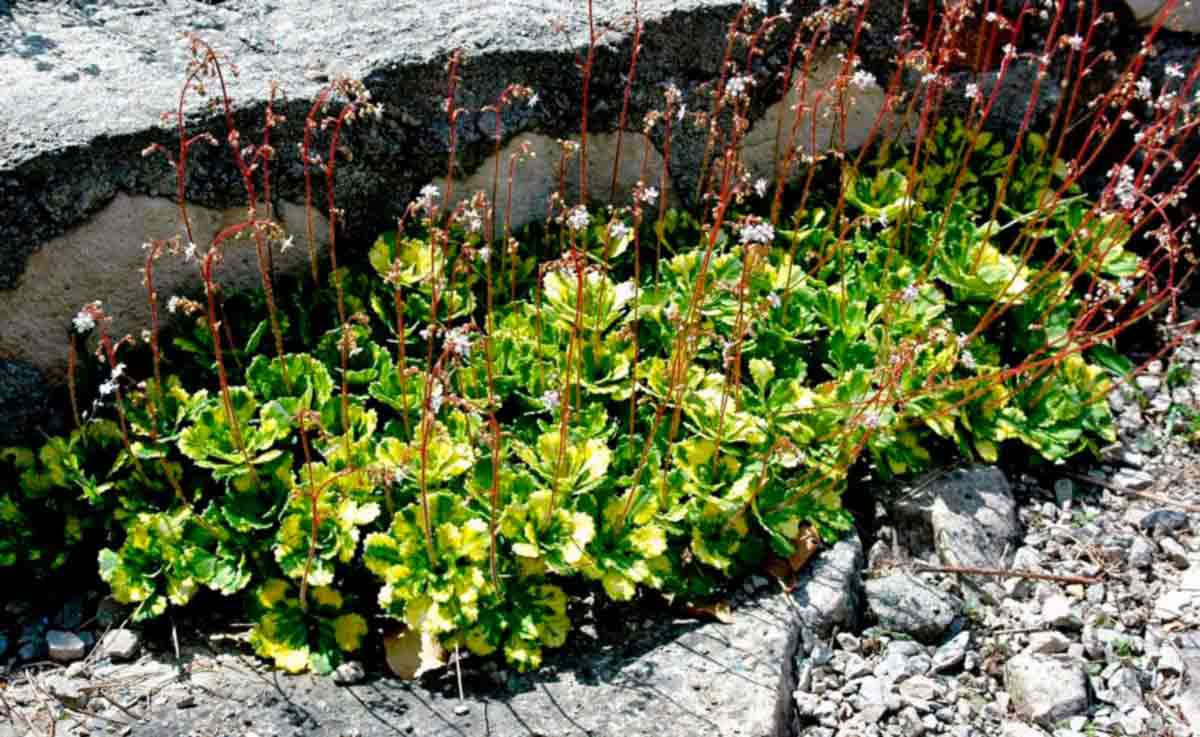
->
[2, 0, 1199, 676]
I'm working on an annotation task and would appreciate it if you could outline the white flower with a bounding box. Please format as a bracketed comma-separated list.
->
[850, 69, 876, 90]
[959, 350, 977, 370]
[767, 292, 781, 309]
[754, 178, 769, 198]
[184, 241, 198, 261]
[608, 220, 631, 242]
[1166, 63, 1185, 79]
[739, 220, 775, 245]
[445, 326, 472, 359]
[965, 82, 980, 102]
[615, 281, 637, 305]
[863, 411, 881, 429]
[665, 303, 681, 322]
[429, 383, 445, 414]
[725, 75, 753, 101]
[541, 389, 561, 411]
[528, 92, 540, 108]
[1064, 35, 1083, 51]
[901, 284, 919, 303]
[478, 246, 491, 261]
[1003, 43, 1017, 57]
[99, 378, 118, 397]
[280, 235, 295, 253]
[73, 310, 96, 334]
[639, 186, 659, 205]
[167, 296, 182, 314]
[111, 363, 126, 380]
[419, 325, 436, 341]
[566, 205, 590, 233]
[1135, 76, 1152, 100]
[1112, 164, 1137, 210]
[416, 184, 440, 213]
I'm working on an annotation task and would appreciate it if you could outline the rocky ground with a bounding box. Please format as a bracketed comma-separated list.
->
[2, 314, 1199, 737]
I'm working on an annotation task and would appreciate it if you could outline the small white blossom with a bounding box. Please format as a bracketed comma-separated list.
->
[863, 411, 881, 429]
[416, 184, 440, 213]
[73, 310, 96, 334]
[445, 326, 472, 359]
[184, 241, 198, 261]
[754, 178, 769, 198]
[615, 281, 637, 305]
[851, 69, 876, 91]
[429, 383, 445, 413]
[739, 220, 775, 245]
[608, 220, 631, 242]
[527, 92, 540, 108]
[1064, 34, 1083, 51]
[167, 295, 182, 314]
[1002, 43, 1017, 57]
[566, 205, 590, 233]
[99, 378, 118, 397]
[959, 350, 976, 370]
[541, 389, 561, 411]
[1166, 63, 1185, 79]
[767, 292, 781, 309]
[725, 75, 753, 101]
[111, 363, 126, 380]
[639, 187, 659, 206]
[478, 246, 491, 262]
[965, 82, 980, 102]
[280, 235, 295, 252]
[1135, 76, 1153, 100]
[901, 284, 919, 303]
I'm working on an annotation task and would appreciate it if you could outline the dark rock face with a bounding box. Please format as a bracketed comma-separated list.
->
[0, 359, 49, 444]
[0, 0, 790, 291]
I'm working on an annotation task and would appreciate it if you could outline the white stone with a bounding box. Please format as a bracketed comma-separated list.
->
[46, 630, 86, 663]
[1004, 654, 1089, 726]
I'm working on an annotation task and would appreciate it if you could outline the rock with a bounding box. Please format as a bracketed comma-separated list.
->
[97, 628, 140, 662]
[1001, 721, 1049, 737]
[897, 675, 940, 703]
[44, 675, 89, 709]
[1025, 632, 1071, 655]
[1113, 468, 1154, 490]
[1040, 595, 1082, 631]
[790, 533, 865, 637]
[0, 360, 50, 445]
[1155, 589, 1193, 621]
[1160, 537, 1190, 568]
[1053, 479, 1074, 507]
[931, 631, 970, 673]
[891, 466, 1020, 603]
[1105, 666, 1144, 709]
[46, 630, 86, 663]
[1004, 655, 1089, 726]
[332, 660, 366, 685]
[866, 574, 962, 644]
[1138, 509, 1189, 536]
[1129, 536, 1155, 568]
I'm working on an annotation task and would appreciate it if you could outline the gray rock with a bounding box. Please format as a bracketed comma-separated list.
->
[891, 466, 1020, 603]
[1004, 654, 1089, 726]
[1129, 536, 1155, 568]
[1139, 509, 1189, 536]
[866, 574, 962, 644]
[1053, 479, 1074, 507]
[1040, 595, 1082, 631]
[97, 628, 140, 662]
[44, 674, 89, 709]
[46, 630, 86, 663]
[790, 533, 865, 637]
[333, 660, 366, 685]
[1001, 721, 1049, 737]
[897, 675, 940, 704]
[1025, 632, 1071, 655]
[1160, 537, 1191, 568]
[1113, 468, 1154, 490]
[0, 360, 51, 445]
[931, 631, 970, 673]
[1105, 666, 1144, 709]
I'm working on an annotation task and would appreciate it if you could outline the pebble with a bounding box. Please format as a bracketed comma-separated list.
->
[98, 628, 141, 662]
[1139, 509, 1189, 536]
[1160, 537, 1191, 568]
[1129, 536, 1155, 568]
[332, 661, 365, 685]
[46, 630, 87, 663]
